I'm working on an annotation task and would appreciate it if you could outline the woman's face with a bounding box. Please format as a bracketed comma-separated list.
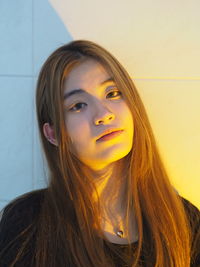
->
[63, 59, 134, 171]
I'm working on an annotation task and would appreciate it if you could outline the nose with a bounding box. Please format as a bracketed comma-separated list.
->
[94, 104, 115, 125]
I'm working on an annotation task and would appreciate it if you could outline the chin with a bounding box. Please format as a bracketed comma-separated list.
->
[101, 146, 132, 165]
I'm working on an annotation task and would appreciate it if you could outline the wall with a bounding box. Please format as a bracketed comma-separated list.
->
[0, 0, 71, 210]
[0, 0, 199, 210]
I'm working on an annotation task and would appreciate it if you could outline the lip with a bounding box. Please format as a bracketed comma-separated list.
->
[96, 129, 124, 142]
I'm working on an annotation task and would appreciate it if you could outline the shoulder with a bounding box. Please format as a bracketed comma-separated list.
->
[179, 196, 200, 266]
[0, 188, 46, 224]
[0, 188, 46, 247]
[179, 196, 200, 240]
[0, 189, 47, 266]
[180, 196, 200, 229]
[180, 196, 200, 213]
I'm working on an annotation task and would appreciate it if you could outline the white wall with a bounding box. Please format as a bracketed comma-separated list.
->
[0, 0, 72, 210]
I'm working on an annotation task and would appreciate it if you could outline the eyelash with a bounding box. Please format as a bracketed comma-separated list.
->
[68, 90, 122, 112]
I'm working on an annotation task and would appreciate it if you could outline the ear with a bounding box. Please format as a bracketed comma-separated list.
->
[43, 122, 58, 146]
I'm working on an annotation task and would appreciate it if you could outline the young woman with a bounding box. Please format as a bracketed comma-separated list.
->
[0, 40, 199, 267]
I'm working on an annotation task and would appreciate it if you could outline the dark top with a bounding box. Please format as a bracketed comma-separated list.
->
[0, 189, 199, 266]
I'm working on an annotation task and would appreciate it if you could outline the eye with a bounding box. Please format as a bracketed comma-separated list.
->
[68, 102, 87, 112]
[107, 90, 122, 99]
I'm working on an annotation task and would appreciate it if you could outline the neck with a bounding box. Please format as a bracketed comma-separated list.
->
[86, 159, 138, 243]
[89, 159, 128, 220]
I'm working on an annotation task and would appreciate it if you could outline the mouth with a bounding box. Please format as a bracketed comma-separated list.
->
[96, 130, 124, 142]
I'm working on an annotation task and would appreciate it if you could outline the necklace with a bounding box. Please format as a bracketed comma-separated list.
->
[101, 213, 126, 238]
[116, 230, 124, 238]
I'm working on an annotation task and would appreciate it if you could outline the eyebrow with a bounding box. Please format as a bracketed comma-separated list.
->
[63, 77, 114, 100]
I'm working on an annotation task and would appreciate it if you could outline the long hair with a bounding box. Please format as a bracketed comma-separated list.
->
[5, 40, 193, 266]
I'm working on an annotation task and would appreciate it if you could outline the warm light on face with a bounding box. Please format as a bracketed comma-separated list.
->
[63, 59, 134, 171]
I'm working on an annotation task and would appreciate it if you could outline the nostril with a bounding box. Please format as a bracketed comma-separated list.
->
[95, 114, 114, 125]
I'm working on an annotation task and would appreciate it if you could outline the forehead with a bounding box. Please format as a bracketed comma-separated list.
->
[63, 59, 113, 91]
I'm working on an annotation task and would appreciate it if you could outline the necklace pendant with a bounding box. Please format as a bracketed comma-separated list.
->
[116, 230, 123, 238]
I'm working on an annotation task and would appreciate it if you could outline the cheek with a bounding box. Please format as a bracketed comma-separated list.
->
[118, 103, 134, 125]
[120, 105, 134, 139]
[66, 116, 90, 146]
[127, 109, 134, 129]
[127, 111, 134, 136]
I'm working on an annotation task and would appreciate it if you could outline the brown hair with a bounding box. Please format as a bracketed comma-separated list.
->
[5, 40, 193, 266]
